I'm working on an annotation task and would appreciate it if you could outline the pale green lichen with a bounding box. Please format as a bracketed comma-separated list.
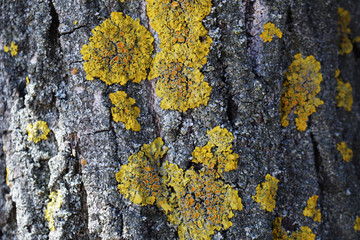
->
[81, 12, 154, 85]
[335, 69, 353, 112]
[337, 141, 353, 162]
[273, 217, 316, 240]
[4, 41, 18, 56]
[260, 22, 283, 42]
[45, 190, 63, 231]
[280, 53, 323, 131]
[26, 121, 50, 143]
[147, 0, 212, 111]
[115, 127, 242, 240]
[252, 174, 279, 212]
[303, 195, 321, 222]
[109, 91, 141, 131]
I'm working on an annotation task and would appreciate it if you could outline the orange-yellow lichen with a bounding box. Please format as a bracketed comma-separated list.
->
[280, 53, 323, 131]
[192, 126, 238, 174]
[252, 174, 279, 212]
[338, 7, 353, 55]
[81, 12, 153, 85]
[109, 91, 141, 131]
[353, 36, 360, 43]
[115, 137, 168, 205]
[147, 0, 212, 111]
[273, 217, 316, 240]
[337, 142, 353, 162]
[335, 69, 353, 112]
[116, 127, 242, 240]
[26, 120, 50, 143]
[26, 77, 30, 85]
[45, 190, 63, 231]
[5, 167, 12, 187]
[4, 42, 18, 56]
[303, 195, 321, 222]
[260, 22, 283, 42]
[354, 216, 360, 232]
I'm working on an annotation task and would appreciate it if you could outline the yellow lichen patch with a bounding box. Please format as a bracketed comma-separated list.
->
[338, 7, 353, 55]
[260, 22, 283, 42]
[26, 121, 50, 143]
[73, 20, 78, 25]
[353, 36, 360, 43]
[354, 216, 360, 231]
[337, 142, 353, 162]
[252, 174, 279, 212]
[280, 53, 323, 131]
[5, 167, 12, 187]
[4, 42, 18, 56]
[116, 127, 242, 240]
[161, 166, 242, 240]
[153, 57, 211, 111]
[26, 77, 30, 85]
[147, 0, 212, 111]
[335, 69, 353, 111]
[109, 91, 141, 131]
[303, 195, 321, 222]
[192, 126, 239, 174]
[273, 217, 316, 240]
[115, 138, 168, 205]
[45, 190, 63, 231]
[81, 12, 153, 85]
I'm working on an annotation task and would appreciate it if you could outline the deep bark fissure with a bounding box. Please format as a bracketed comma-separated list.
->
[48, 0, 60, 57]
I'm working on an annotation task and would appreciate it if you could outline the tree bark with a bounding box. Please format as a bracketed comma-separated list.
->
[1, 0, 360, 239]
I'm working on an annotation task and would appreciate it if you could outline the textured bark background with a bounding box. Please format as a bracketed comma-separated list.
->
[1, 0, 360, 239]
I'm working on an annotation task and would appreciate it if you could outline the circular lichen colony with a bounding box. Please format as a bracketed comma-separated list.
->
[81, 12, 154, 85]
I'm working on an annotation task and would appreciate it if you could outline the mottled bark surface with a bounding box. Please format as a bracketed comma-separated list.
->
[1, 0, 359, 239]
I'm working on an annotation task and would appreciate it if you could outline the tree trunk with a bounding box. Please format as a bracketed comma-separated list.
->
[1, 0, 359, 239]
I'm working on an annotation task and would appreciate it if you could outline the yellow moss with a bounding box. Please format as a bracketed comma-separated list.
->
[115, 138, 168, 206]
[192, 126, 239, 174]
[81, 12, 153, 85]
[4, 42, 18, 56]
[26, 121, 50, 143]
[45, 190, 63, 231]
[260, 22, 283, 42]
[303, 195, 321, 222]
[116, 127, 242, 240]
[273, 217, 316, 240]
[280, 53, 323, 131]
[252, 174, 279, 212]
[338, 7, 353, 55]
[337, 142, 353, 162]
[147, 0, 212, 111]
[109, 91, 141, 131]
[354, 216, 360, 232]
[335, 69, 353, 112]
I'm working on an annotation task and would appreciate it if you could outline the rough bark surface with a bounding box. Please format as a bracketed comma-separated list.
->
[1, 0, 359, 239]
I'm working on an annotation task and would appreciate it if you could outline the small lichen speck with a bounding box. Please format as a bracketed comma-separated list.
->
[4, 41, 18, 56]
[260, 22, 282, 42]
[354, 216, 360, 232]
[337, 142, 353, 162]
[335, 69, 353, 111]
[26, 120, 50, 143]
[81, 12, 153, 85]
[273, 217, 316, 240]
[45, 190, 63, 231]
[280, 53, 323, 131]
[303, 195, 321, 222]
[338, 7, 353, 55]
[252, 174, 279, 212]
[109, 91, 141, 131]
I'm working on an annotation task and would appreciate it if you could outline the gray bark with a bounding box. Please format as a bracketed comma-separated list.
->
[1, 0, 360, 239]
